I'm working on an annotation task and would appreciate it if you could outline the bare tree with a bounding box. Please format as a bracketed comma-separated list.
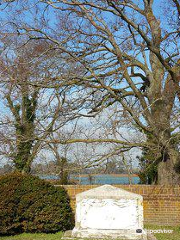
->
[0, 37, 83, 173]
[22, 0, 179, 184]
[1, 0, 180, 184]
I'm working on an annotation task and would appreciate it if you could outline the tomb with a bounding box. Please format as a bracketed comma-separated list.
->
[71, 185, 147, 240]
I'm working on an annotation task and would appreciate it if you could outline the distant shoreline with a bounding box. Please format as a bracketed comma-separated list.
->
[71, 174, 138, 177]
[39, 174, 140, 185]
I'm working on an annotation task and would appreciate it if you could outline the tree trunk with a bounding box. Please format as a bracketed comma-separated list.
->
[14, 153, 32, 174]
[58, 157, 69, 185]
[158, 148, 180, 185]
[14, 123, 34, 174]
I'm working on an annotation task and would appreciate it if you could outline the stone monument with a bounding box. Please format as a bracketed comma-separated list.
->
[71, 185, 147, 240]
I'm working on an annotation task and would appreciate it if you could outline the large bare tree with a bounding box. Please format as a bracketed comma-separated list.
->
[1, 0, 180, 184]
[23, 0, 179, 184]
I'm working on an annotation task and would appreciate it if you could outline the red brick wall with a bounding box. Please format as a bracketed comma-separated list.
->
[56, 185, 180, 226]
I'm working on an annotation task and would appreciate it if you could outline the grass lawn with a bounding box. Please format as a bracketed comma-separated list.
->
[0, 226, 180, 240]
[145, 225, 180, 240]
[0, 232, 63, 240]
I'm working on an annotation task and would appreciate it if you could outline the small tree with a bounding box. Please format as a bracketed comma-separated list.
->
[0, 39, 73, 173]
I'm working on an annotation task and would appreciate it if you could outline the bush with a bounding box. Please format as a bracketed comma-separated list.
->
[0, 173, 74, 236]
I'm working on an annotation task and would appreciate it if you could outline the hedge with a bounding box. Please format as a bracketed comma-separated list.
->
[0, 173, 74, 235]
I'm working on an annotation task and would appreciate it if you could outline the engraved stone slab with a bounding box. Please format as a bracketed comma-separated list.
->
[77, 198, 140, 230]
[71, 185, 147, 240]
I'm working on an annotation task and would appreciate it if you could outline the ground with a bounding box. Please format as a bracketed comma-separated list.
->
[0, 232, 63, 240]
[145, 225, 180, 240]
[0, 226, 179, 240]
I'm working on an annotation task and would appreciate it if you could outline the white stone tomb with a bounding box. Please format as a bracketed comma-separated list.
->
[71, 185, 147, 240]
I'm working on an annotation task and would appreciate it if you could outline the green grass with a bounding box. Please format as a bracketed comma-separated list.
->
[145, 225, 180, 240]
[0, 232, 63, 240]
[0, 226, 180, 240]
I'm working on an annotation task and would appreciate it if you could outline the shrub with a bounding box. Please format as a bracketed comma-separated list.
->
[0, 173, 74, 236]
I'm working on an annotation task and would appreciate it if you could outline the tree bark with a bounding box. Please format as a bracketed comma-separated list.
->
[158, 148, 180, 184]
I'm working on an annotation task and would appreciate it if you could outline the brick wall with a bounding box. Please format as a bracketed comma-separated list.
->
[56, 185, 180, 226]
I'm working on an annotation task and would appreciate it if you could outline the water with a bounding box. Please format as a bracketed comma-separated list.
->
[39, 174, 140, 185]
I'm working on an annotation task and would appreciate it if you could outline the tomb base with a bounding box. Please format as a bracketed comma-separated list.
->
[70, 228, 148, 240]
